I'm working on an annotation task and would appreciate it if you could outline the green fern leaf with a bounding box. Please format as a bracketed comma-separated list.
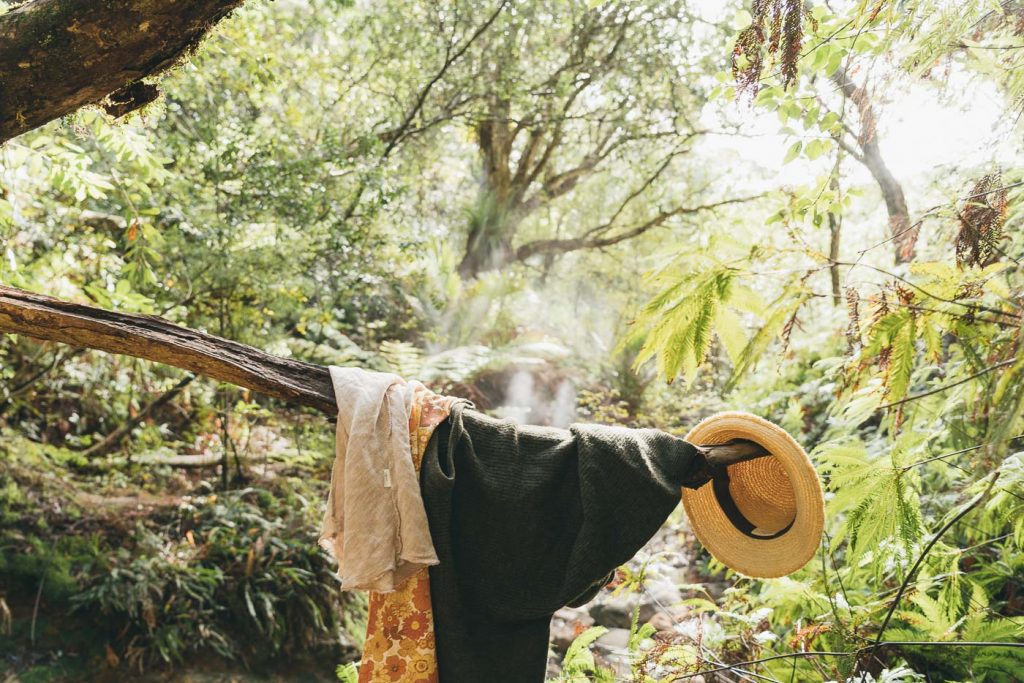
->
[631, 267, 735, 383]
[724, 286, 811, 391]
[715, 307, 748, 364]
[887, 315, 916, 402]
[863, 311, 909, 357]
[817, 441, 923, 560]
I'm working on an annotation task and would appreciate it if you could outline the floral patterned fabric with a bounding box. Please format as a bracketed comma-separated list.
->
[359, 383, 459, 683]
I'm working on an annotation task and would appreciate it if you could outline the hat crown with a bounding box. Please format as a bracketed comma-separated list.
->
[727, 456, 797, 535]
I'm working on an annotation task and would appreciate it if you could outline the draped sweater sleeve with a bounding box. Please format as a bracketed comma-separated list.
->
[420, 403, 701, 682]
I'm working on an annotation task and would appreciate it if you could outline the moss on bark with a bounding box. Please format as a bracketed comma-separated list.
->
[0, 0, 248, 143]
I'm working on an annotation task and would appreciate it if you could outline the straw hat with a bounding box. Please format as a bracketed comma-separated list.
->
[682, 411, 824, 578]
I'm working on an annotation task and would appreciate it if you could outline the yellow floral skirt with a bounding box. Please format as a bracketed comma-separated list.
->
[359, 383, 453, 683]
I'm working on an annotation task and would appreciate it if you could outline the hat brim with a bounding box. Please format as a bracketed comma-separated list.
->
[681, 411, 824, 578]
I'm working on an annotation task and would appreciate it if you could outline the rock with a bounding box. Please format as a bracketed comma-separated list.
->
[588, 577, 686, 629]
[592, 628, 632, 676]
[549, 606, 595, 652]
[546, 654, 563, 679]
[588, 591, 640, 629]
[648, 610, 680, 632]
[644, 577, 685, 616]
[594, 626, 630, 650]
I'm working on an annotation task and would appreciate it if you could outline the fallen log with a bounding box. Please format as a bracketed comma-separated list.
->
[0, 285, 336, 415]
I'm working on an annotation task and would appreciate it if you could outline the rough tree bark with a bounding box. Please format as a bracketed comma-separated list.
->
[0, 0, 247, 144]
[0, 285, 336, 414]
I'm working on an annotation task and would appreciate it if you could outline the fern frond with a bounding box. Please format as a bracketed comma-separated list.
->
[817, 440, 923, 561]
[715, 307, 748, 363]
[378, 340, 424, 378]
[863, 310, 909, 357]
[630, 267, 736, 383]
[724, 285, 811, 391]
[886, 314, 916, 403]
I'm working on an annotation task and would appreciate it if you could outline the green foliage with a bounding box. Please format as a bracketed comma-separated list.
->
[628, 266, 741, 383]
[817, 440, 924, 564]
[4, 0, 1024, 681]
[558, 626, 615, 683]
[621, 2, 1024, 680]
[0, 436, 358, 676]
[336, 661, 360, 682]
[977, 454, 1024, 549]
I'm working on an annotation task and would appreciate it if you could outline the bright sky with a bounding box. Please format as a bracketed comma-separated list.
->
[706, 71, 1011, 189]
[690, 1, 1017, 203]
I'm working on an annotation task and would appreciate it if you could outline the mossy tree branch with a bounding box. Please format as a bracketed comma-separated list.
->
[0, 0, 248, 144]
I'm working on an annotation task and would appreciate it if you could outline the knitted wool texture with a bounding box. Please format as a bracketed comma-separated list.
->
[420, 403, 701, 681]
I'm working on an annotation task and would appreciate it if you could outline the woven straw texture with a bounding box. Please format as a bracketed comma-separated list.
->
[681, 411, 824, 578]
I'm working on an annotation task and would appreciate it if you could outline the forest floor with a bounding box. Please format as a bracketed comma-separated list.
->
[1, 421, 720, 683]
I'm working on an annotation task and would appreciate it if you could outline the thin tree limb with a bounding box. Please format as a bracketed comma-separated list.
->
[877, 359, 1016, 411]
[81, 375, 196, 458]
[0, 348, 85, 412]
[515, 194, 764, 262]
[340, 0, 510, 222]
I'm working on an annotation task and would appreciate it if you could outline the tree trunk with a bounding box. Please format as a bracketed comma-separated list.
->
[859, 140, 914, 263]
[458, 195, 520, 277]
[0, 0, 247, 144]
[458, 98, 521, 278]
[0, 285, 336, 414]
[832, 68, 915, 263]
[828, 174, 842, 306]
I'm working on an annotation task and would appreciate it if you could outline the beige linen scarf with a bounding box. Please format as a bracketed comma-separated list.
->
[318, 366, 438, 592]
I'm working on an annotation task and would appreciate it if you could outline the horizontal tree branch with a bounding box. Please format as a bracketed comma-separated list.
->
[0, 285, 336, 414]
[514, 194, 764, 262]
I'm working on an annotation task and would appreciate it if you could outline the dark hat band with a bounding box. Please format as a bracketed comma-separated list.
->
[710, 466, 795, 540]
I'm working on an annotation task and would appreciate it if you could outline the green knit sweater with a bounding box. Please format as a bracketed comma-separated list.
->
[420, 403, 701, 682]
